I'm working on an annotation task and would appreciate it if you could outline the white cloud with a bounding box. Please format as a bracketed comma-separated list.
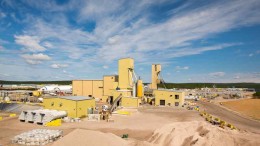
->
[0, 46, 5, 51]
[19, 0, 259, 64]
[43, 42, 53, 48]
[15, 35, 46, 52]
[0, 11, 6, 18]
[5, 0, 260, 82]
[103, 65, 109, 69]
[79, 0, 124, 21]
[21, 53, 51, 65]
[230, 73, 260, 82]
[175, 66, 189, 71]
[249, 53, 254, 57]
[233, 76, 240, 79]
[0, 73, 9, 77]
[108, 35, 120, 45]
[209, 72, 225, 77]
[51, 64, 68, 69]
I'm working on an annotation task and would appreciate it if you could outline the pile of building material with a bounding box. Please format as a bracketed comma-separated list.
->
[62, 117, 82, 123]
[12, 129, 62, 145]
[88, 114, 100, 121]
[19, 109, 67, 124]
[146, 121, 260, 146]
[52, 129, 127, 146]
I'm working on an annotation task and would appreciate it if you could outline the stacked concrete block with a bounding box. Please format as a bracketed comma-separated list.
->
[12, 129, 62, 145]
[19, 109, 67, 125]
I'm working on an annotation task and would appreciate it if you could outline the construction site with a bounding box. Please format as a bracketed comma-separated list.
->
[0, 58, 260, 146]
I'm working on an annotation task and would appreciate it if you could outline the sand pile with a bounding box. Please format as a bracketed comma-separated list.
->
[52, 121, 260, 146]
[146, 121, 260, 146]
[52, 129, 128, 146]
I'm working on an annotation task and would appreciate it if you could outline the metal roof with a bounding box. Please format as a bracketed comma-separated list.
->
[47, 96, 93, 101]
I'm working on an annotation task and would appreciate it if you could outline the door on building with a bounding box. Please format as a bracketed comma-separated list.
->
[109, 96, 113, 105]
[160, 100, 165, 106]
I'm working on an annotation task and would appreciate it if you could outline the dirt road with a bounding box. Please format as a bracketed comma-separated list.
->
[197, 101, 260, 134]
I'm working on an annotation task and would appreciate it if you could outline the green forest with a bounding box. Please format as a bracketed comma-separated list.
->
[1, 80, 259, 90]
[157, 83, 260, 90]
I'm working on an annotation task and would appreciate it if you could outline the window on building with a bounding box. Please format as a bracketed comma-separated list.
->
[175, 102, 179, 106]
[170, 95, 172, 97]
[160, 100, 165, 106]
[175, 95, 179, 99]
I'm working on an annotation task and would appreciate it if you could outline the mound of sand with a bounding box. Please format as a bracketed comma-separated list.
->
[52, 121, 260, 146]
[52, 129, 128, 146]
[146, 121, 260, 146]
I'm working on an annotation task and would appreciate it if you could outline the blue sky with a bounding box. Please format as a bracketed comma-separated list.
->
[0, 0, 259, 83]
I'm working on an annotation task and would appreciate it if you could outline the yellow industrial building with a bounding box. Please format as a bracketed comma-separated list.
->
[70, 57, 184, 109]
[41, 58, 184, 119]
[43, 96, 95, 118]
[72, 58, 143, 108]
[150, 64, 185, 107]
[154, 90, 184, 107]
[72, 80, 103, 98]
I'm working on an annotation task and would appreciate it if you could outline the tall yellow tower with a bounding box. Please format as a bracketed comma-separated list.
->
[118, 58, 134, 90]
[151, 64, 161, 89]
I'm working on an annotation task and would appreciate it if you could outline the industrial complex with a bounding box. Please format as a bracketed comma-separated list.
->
[68, 58, 185, 117]
[0, 58, 259, 146]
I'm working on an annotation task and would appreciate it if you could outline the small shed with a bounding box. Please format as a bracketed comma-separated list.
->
[43, 96, 95, 118]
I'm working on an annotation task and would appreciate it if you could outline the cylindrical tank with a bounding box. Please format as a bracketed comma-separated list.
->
[137, 80, 144, 98]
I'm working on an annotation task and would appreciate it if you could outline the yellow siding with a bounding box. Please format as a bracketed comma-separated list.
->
[43, 98, 77, 118]
[121, 97, 140, 107]
[154, 90, 184, 107]
[102, 95, 109, 102]
[113, 82, 119, 89]
[83, 80, 92, 97]
[73, 80, 103, 99]
[72, 80, 83, 96]
[151, 64, 161, 89]
[43, 97, 96, 118]
[92, 80, 103, 98]
[112, 90, 132, 101]
[118, 58, 134, 89]
[103, 76, 117, 96]
[76, 99, 95, 117]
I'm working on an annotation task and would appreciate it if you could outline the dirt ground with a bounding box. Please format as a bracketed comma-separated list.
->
[0, 106, 202, 146]
[1, 105, 260, 146]
[221, 99, 260, 120]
